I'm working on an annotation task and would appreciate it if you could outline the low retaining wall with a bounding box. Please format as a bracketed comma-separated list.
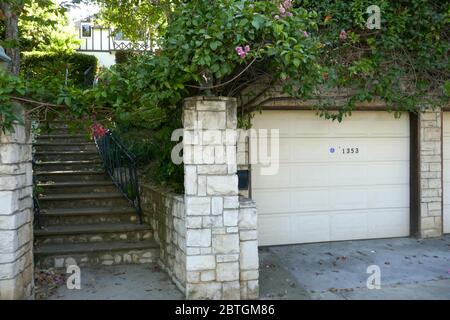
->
[140, 184, 259, 300]
[140, 184, 187, 293]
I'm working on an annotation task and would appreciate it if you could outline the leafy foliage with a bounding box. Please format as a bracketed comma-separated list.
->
[21, 51, 98, 87]
[0, 69, 25, 132]
[299, 0, 450, 120]
[1, 0, 79, 53]
[1, 0, 449, 190]
[93, 0, 177, 45]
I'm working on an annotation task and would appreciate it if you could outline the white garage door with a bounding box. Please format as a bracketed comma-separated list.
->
[442, 113, 450, 234]
[251, 110, 410, 246]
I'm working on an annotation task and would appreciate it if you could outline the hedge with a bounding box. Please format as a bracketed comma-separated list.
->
[21, 51, 98, 87]
[115, 50, 137, 65]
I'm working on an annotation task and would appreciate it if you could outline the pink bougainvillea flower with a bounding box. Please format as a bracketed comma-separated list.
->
[278, 4, 286, 15]
[283, 0, 292, 9]
[303, 31, 310, 37]
[236, 45, 250, 58]
[339, 29, 348, 41]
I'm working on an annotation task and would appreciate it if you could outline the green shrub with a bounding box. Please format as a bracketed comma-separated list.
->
[115, 51, 137, 65]
[114, 110, 184, 193]
[21, 51, 98, 87]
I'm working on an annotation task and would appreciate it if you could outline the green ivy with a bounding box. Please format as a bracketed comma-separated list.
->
[0, 70, 25, 133]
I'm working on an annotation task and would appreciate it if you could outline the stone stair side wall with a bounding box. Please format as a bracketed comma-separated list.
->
[0, 107, 34, 300]
[140, 184, 187, 293]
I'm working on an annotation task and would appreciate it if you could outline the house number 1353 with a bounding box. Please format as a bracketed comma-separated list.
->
[341, 147, 359, 154]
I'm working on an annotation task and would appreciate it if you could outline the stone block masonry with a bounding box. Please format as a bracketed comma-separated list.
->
[140, 185, 186, 293]
[0, 107, 34, 300]
[418, 110, 443, 238]
[181, 96, 259, 300]
[111, 96, 259, 300]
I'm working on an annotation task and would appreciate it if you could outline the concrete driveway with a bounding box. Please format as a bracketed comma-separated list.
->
[44, 264, 183, 300]
[260, 235, 450, 300]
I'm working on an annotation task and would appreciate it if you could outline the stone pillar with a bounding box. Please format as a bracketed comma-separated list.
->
[183, 96, 257, 300]
[0, 107, 34, 300]
[238, 198, 259, 299]
[418, 110, 443, 238]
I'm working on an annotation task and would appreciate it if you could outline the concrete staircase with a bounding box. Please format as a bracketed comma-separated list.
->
[33, 121, 158, 268]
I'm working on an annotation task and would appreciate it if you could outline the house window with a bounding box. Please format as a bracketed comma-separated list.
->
[81, 24, 92, 37]
[114, 31, 130, 41]
[114, 31, 124, 41]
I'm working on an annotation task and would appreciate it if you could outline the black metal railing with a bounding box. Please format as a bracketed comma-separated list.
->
[94, 130, 143, 223]
[33, 195, 42, 229]
[32, 155, 42, 229]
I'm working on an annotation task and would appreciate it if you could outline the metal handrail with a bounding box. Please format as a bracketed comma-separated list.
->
[94, 130, 143, 224]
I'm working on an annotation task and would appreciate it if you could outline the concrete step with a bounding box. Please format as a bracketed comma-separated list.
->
[38, 120, 86, 129]
[35, 170, 108, 182]
[38, 192, 131, 209]
[34, 160, 103, 171]
[34, 142, 97, 152]
[39, 207, 139, 225]
[38, 127, 89, 135]
[34, 151, 100, 161]
[36, 134, 91, 144]
[34, 240, 159, 268]
[37, 181, 117, 194]
[34, 223, 153, 245]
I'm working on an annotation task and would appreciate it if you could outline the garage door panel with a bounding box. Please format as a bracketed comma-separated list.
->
[252, 111, 410, 245]
[291, 165, 331, 188]
[328, 164, 367, 185]
[367, 186, 409, 208]
[288, 139, 339, 162]
[367, 209, 409, 238]
[251, 164, 290, 188]
[289, 214, 330, 244]
[252, 115, 290, 136]
[365, 114, 410, 136]
[259, 213, 331, 245]
[258, 214, 292, 245]
[290, 189, 331, 212]
[443, 138, 450, 159]
[290, 117, 331, 136]
[253, 190, 290, 215]
[330, 212, 368, 241]
[444, 160, 450, 181]
[443, 113, 450, 135]
[329, 188, 368, 210]
[366, 162, 410, 185]
[329, 119, 370, 136]
[364, 139, 409, 161]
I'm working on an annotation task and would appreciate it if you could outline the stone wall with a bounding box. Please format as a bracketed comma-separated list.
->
[182, 96, 259, 300]
[238, 197, 259, 299]
[140, 184, 186, 292]
[0, 108, 34, 300]
[418, 110, 443, 237]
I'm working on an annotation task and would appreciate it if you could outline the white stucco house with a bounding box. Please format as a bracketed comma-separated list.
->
[74, 18, 152, 67]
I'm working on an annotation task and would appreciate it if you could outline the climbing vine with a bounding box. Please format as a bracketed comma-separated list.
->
[1, 0, 449, 131]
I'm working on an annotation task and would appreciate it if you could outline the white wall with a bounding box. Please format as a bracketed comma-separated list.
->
[88, 51, 116, 68]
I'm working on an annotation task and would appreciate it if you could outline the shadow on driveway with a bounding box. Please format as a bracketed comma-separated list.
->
[45, 264, 184, 300]
[259, 236, 450, 300]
